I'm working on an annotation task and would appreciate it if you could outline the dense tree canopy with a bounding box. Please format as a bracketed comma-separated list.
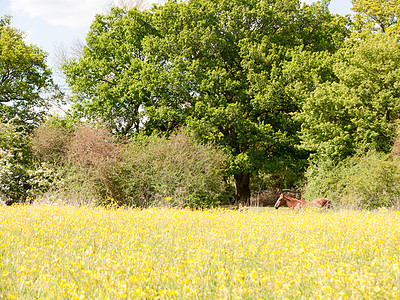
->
[143, 0, 348, 202]
[298, 34, 400, 165]
[0, 16, 62, 131]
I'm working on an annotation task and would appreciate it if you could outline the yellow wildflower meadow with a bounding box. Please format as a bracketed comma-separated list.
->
[0, 204, 399, 299]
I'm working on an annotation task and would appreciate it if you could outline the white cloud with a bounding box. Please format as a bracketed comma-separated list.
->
[9, 0, 163, 29]
[9, 0, 104, 29]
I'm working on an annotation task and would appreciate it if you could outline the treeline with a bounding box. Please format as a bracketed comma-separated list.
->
[1, 119, 228, 207]
[2, 0, 400, 208]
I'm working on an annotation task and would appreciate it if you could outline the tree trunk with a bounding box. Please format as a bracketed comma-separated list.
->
[234, 173, 250, 206]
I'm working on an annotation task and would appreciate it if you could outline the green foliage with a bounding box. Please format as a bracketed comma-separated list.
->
[62, 7, 157, 136]
[26, 163, 60, 199]
[0, 121, 33, 204]
[304, 151, 400, 209]
[298, 33, 400, 165]
[114, 130, 230, 208]
[351, 0, 400, 34]
[143, 0, 348, 201]
[281, 48, 339, 105]
[0, 148, 28, 204]
[0, 16, 63, 131]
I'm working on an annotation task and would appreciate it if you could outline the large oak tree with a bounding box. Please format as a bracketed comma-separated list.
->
[144, 0, 348, 203]
[63, 0, 348, 203]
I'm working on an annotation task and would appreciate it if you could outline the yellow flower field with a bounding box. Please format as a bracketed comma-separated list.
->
[0, 205, 400, 299]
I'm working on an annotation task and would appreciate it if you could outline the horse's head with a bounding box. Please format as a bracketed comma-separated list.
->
[274, 193, 286, 209]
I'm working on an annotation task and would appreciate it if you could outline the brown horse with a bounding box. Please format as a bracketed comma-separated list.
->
[274, 193, 331, 209]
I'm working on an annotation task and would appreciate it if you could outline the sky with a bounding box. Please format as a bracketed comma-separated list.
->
[1, 0, 353, 87]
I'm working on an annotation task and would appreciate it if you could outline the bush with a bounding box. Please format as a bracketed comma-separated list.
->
[66, 124, 121, 169]
[0, 121, 32, 204]
[31, 117, 72, 164]
[29, 124, 230, 208]
[58, 124, 122, 205]
[30, 122, 122, 205]
[26, 163, 62, 199]
[114, 130, 230, 208]
[304, 151, 400, 208]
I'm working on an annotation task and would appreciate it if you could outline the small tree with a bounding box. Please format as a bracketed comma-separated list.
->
[0, 16, 63, 132]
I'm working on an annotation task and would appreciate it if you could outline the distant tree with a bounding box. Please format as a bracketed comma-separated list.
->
[351, 0, 400, 33]
[0, 16, 62, 132]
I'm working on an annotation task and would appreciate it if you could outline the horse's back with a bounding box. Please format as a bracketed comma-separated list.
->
[314, 197, 331, 208]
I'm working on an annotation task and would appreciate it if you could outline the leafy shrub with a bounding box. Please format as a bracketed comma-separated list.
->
[114, 130, 230, 208]
[31, 117, 72, 164]
[59, 124, 122, 205]
[26, 163, 61, 198]
[30, 122, 122, 205]
[304, 151, 400, 208]
[0, 121, 32, 204]
[0, 149, 29, 204]
[29, 123, 230, 208]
